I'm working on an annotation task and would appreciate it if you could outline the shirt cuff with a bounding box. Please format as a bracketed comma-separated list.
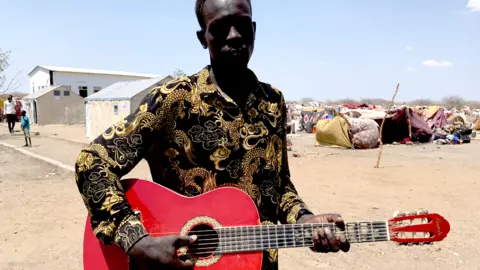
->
[286, 203, 313, 224]
[114, 214, 149, 253]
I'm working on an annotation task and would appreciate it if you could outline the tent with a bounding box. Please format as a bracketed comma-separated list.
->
[425, 107, 447, 129]
[300, 109, 325, 132]
[315, 115, 353, 148]
[473, 118, 480, 131]
[373, 107, 433, 144]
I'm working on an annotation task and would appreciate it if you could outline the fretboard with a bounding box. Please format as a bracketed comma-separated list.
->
[208, 221, 389, 254]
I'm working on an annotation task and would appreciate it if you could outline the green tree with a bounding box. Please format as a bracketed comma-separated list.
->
[0, 49, 21, 93]
[172, 69, 187, 79]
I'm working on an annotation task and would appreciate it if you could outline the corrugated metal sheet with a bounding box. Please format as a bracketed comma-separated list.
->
[85, 76, 172, 101]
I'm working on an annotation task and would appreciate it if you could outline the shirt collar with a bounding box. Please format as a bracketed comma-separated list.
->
[196, 65, 269, 104]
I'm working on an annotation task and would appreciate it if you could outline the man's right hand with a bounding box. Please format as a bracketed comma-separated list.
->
[128, 235, 197, 269]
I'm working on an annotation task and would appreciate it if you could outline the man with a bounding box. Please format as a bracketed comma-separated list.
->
[75, 0, 349, 269]
[20, 110, 32, 147]
[4, 95, 17, 135]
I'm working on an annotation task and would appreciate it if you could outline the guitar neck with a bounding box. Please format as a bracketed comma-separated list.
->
[213, 221, 390, 254]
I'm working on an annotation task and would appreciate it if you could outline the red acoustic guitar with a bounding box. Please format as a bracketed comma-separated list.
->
[83, 179, 450, 270]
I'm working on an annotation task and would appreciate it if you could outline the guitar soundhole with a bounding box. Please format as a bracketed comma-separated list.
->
[187, 224, 219, 259]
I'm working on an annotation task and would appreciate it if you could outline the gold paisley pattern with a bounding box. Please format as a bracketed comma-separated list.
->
[74, 66, 312, 269]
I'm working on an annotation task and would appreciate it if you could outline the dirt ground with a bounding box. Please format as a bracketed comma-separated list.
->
[0, 125, 479, 269]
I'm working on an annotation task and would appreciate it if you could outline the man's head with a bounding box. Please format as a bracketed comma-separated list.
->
[21, 110, 26, 116]
[196, 0, 256, 71]
[7, 95, 12, 101]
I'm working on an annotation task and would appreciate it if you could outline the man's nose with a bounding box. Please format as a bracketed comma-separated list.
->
[226, 26, 242, 40]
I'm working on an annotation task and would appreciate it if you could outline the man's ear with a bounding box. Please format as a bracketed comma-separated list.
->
[252, 21, 256, 40]
[197, 30, 208, 49]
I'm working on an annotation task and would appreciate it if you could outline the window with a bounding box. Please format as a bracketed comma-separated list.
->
[53, 90, 61, 96]
[113, 105, 119, 115]
[78, 86, 88, 98]
[63, 90, 70, 96]
[93, 86, 102, 93]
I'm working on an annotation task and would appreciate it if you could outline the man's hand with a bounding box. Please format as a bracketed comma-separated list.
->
[128, 235, 197, 269]
[297, 213, 350, 253]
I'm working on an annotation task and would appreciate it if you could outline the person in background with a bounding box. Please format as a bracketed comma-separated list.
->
[4, 95, 17, 135]
[20, 110, 31, 147]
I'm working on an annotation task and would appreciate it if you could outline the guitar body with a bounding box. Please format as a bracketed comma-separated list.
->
[83, 179, 263, 270]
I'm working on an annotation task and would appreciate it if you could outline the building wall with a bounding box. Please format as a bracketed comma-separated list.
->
[86, 100, 131, 140]
[28, 66, 158, 97]
[53, 72, 156, 97]
[29, 68, 51, 94]
[35, 86, 86, 125]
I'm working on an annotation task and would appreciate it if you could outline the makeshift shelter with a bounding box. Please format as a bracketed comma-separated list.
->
[315, 115, 353, 148]
[85, 76, 172, 139]
[348, 117, 380, 149]
[22, 85, 85, 125]
[300, 109, 325, 132]
[373, 107, 433, 144]
[425, 107, 447, 129]
[473, 118, 480, 131]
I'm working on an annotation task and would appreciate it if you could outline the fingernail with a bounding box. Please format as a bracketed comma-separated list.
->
[190, 235, 197, 241]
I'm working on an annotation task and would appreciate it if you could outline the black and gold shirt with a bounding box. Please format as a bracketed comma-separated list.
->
[75, 66, 312, 270]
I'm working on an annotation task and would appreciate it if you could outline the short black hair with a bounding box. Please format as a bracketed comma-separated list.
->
[195, 0, 251, 29]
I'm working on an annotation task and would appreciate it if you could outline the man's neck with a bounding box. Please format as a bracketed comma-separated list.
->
[209, 63, 256, 105]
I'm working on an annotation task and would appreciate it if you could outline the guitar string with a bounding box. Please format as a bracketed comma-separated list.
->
[189, 235, 388, 250]
[183, 229, 390, 246]
[188, 236, 407, 256]
[182, 234, 394, 255]
[147, 224, 390, 237]
[187, 231, 391, 249]
[145, 222, 390, 235]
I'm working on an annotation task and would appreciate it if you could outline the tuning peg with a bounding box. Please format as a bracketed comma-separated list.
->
[417, 209, 428, 215]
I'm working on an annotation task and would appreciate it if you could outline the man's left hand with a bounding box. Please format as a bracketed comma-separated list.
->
[297, 213, 350, 253]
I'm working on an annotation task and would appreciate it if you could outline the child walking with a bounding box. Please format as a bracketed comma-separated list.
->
[20, 110, 32, 147]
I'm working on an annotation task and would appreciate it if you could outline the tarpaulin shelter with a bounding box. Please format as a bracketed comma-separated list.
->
[373, 107, 433, 144]
[348, 117, 380, 149]
[424, 106, 447, 129]
[300, 109, 325, 132]
[473, 118, 480, 131]
[342, 103, 369, 109]
[315, 114, 353, 148]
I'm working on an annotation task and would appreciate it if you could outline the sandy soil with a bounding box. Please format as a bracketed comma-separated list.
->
[0, 125, 479, 269]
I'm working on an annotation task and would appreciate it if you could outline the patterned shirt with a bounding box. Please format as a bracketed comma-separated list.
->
[75, 66, 312, 270]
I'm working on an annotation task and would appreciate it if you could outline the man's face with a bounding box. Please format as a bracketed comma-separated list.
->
[7, 96, 12, 101]
[198, 0, 256, 70]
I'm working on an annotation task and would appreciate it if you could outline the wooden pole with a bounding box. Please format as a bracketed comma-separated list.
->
[375, 83, 400, 168]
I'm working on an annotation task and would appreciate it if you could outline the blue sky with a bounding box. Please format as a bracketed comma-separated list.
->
[1, 0, 479, 101]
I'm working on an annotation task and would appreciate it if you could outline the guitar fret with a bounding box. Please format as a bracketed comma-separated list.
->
[217, 228, 223, 253]
[370, 222, 375, 242]
[249, 226, 257, 250]
[301, 224, 306, 247]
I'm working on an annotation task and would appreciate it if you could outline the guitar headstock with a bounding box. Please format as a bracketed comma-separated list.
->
[388, 210, 450, 245]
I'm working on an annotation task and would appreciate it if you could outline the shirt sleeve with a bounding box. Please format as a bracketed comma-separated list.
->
[75, 87, 167, 253]
[276, 93, 313, 224]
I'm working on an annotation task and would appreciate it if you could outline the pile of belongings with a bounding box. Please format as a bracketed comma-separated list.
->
[433, 125, 472, 145]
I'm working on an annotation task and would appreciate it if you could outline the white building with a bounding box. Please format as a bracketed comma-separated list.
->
[28, 65, 162, 98]
[84, 76, 172, 139]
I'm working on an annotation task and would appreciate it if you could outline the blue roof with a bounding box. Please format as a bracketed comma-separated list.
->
[85, 76, 172, 101]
